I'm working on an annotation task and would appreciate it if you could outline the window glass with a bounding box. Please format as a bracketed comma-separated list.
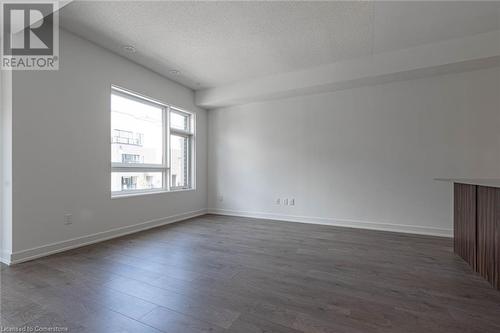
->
[170, 110, 190, 132]
[111, 172, 163, 192]
[170, 134, 189, 188]
[111, 93, 163, 165]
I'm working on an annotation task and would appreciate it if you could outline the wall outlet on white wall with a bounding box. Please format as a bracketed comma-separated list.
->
[64, 214, 73, 225]
[283, 198, 288, 205]
[276, 198, 281, 205]
[290, 198, 295, 206]
[218, 195, 224, 202]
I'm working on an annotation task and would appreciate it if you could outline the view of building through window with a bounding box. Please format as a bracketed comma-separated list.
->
[169, 109, 192, 189]
[111, 88, 194, 195]
[170, 134, 189, 188]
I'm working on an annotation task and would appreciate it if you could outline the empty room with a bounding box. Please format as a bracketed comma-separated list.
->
[1, 1, 500, 332]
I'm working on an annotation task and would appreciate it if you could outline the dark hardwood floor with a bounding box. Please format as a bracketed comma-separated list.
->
[2, 214, 500, 332]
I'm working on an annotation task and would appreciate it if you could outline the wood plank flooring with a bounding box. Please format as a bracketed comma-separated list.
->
[2, 214, 500, 332]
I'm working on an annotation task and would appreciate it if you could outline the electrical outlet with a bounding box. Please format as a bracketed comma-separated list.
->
[290, 198, 295, 206]
[283, 198, 288, 205]
[276, 198, 281, 205]
[64, 214, 73, 225]
[218, 195, 224, 202]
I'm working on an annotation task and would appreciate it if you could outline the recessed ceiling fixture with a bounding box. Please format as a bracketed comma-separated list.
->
[169, 70, 180, 75]
[123, 45, 136, 53]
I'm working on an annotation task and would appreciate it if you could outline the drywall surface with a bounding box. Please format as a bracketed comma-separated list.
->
[197, 30, 500, 108]
[10, 30, 207, 258]
[1, 69, 3, 261]
[1, 69, 13, 263]
[208, 67, 500, 236]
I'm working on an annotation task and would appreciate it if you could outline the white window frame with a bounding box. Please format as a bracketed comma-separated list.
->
[169, 107, 195, 191]
[111, 86, 195, 198]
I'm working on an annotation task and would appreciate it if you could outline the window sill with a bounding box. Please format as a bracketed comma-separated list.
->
[111, 188, 195, 199]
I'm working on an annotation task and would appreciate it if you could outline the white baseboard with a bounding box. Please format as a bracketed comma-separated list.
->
[3, 207, 452, 265]
[7, 209, 208, 265]
[208, 208, 453, 238]
[0, 250, 11, 265]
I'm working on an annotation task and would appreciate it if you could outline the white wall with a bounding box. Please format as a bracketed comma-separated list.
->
[1, 69, 3, 261]
[208, 67, 500, 237]
[9, 30, 207, 262]
[1, 68, 13, 263]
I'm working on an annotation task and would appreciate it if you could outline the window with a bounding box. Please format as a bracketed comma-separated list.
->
[169, 109, 193, 189]
[111, 86, 195, 196]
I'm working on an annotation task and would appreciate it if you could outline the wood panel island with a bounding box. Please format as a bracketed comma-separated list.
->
[437, 179, 500, 290]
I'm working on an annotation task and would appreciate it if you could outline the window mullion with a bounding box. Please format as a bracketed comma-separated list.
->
[166, 106, 171, 191]
[170, 128, 193, 136]
[112, 163, 165, 169]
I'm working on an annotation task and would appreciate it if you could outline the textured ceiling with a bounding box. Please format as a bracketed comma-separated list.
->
[60, 1, 500, 89]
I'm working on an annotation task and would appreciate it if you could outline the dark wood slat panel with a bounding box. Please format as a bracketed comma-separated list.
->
[454, 183, 477, 268]
[495, 189, 500, 290]
[477, 186, 497, 286]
